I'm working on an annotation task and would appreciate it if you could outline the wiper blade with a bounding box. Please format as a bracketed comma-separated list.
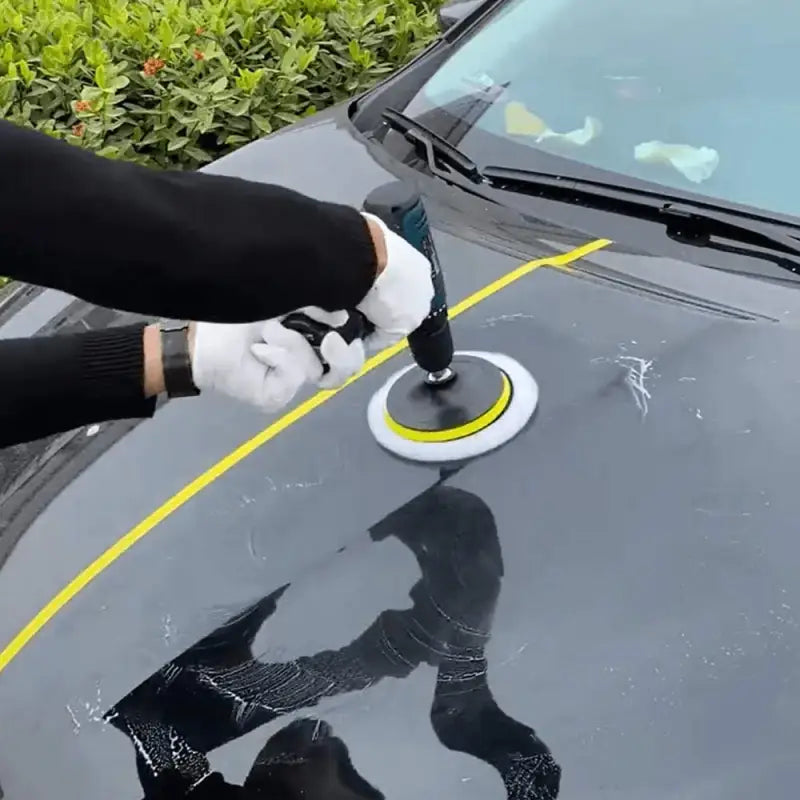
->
[482, 165, 800, 269]
[380, 108, 483, 183]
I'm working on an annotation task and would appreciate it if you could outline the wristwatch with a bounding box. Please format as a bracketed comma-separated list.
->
[160, 322, 201, 398]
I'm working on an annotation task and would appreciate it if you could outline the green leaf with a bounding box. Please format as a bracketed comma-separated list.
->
[208, 76, 227, 93]
[234, 67, 263, 94]
[168, 106, 195, 125]
[172, 86, 203, 105]
[94, 63, 108, 90]
[241, 17, 256, 42]
[41, 45, 65, 72]
[184, 145, 213, 163]
[347, 40, 362, 62]
[201, 40, 218, 60]
[275, 110, 300, 125]
[139, 131, 162, 146]
[83, 39, 106, 68]
[167, 135, 190, 151]
[97, 145, 122, 159]
[158, 18, 175, 48]
[14, 61, 35, 87]
[190, 106, 215, 133]
[224, 134, 251, 146]
[228, 97, 250, 116]
[251, 114, 272, 134]
[80, 86, 104, 103]
[109, 74, 130, 91]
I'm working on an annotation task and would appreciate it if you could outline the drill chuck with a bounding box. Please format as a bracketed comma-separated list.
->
[363, 182, 454, 377]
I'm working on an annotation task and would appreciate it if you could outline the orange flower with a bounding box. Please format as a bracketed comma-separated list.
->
[143, 57, 166, 77]
[74, 100, 92, 113]
[193, 48, 205, 60]
[72, 122, 86, 138]
[195, 26, 205, 35]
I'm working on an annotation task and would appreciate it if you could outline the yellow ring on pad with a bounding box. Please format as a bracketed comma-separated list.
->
[383, 372, 512, 443]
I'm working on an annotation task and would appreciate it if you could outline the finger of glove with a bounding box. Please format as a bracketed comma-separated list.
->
[261, 318, 307, 349]
[363, 329, 403, 354]
[249, 343, 308, 412]
[250, 340, 323, 386]
[258, 320, 324, 382]
[317, 333, 365, 389]
[294, 306, 350, 328]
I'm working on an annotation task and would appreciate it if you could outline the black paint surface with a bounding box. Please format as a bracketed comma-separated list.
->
[108, 478, 558, 798]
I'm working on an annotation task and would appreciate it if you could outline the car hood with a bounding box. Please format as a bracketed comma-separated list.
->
[1, 108, 800, 800]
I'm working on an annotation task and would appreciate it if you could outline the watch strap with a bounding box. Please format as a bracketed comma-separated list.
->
[160, 323, 200, 398]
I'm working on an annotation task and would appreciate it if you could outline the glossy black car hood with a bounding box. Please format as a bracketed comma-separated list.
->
[1, 107, 800, 800]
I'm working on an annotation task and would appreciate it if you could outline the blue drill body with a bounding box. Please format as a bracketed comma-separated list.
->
[282, 181, 455, 378]
[363, 181, 454, 376]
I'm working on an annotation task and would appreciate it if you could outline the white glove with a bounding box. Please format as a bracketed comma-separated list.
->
[357, 212, 434, 352]
[290, 307, 366, 390]
[191, 320, 321, 413]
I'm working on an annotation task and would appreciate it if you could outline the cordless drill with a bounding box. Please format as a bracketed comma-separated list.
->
[282, 181, 455, 384]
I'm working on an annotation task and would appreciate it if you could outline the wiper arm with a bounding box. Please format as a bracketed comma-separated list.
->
[380, 108, 483, 183]
[482, 165, 800, 271]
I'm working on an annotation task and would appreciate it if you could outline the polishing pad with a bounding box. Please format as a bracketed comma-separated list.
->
[367, 351, 539, 463]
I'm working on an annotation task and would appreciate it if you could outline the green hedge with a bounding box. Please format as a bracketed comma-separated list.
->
[0, 0, 441, 169]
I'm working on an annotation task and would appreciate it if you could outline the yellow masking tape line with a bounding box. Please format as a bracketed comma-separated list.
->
[0, 236, 611, 674]
[448, 237, 612, 318]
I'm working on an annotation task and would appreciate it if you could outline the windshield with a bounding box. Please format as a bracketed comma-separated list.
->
[402, 0, 800, 218]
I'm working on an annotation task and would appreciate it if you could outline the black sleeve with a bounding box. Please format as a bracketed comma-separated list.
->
[0, 119, 377, 323]
[0, 324, 156, 448]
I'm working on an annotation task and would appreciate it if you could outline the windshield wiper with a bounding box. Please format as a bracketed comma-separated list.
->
[482, 165, 800, 272]
[376, 111, 800, 275]
[380, 108, 483, 183]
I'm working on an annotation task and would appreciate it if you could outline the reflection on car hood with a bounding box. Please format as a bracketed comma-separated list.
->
[1, 106, 800, 800]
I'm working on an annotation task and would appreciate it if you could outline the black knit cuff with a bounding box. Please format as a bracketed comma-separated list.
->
[78, 324, 157, 420]
[314, 202, 377, 310]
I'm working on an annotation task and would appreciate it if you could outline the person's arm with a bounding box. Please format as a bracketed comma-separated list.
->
[0, 119, 387, 323]
[0, 311, 355, 448]
[0, 324, 156, 448]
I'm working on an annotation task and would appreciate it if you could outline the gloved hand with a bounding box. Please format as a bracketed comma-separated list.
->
[288, 307, 366, 390]
[191, 320, 322, 412]
[357, 212, 434, 352]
